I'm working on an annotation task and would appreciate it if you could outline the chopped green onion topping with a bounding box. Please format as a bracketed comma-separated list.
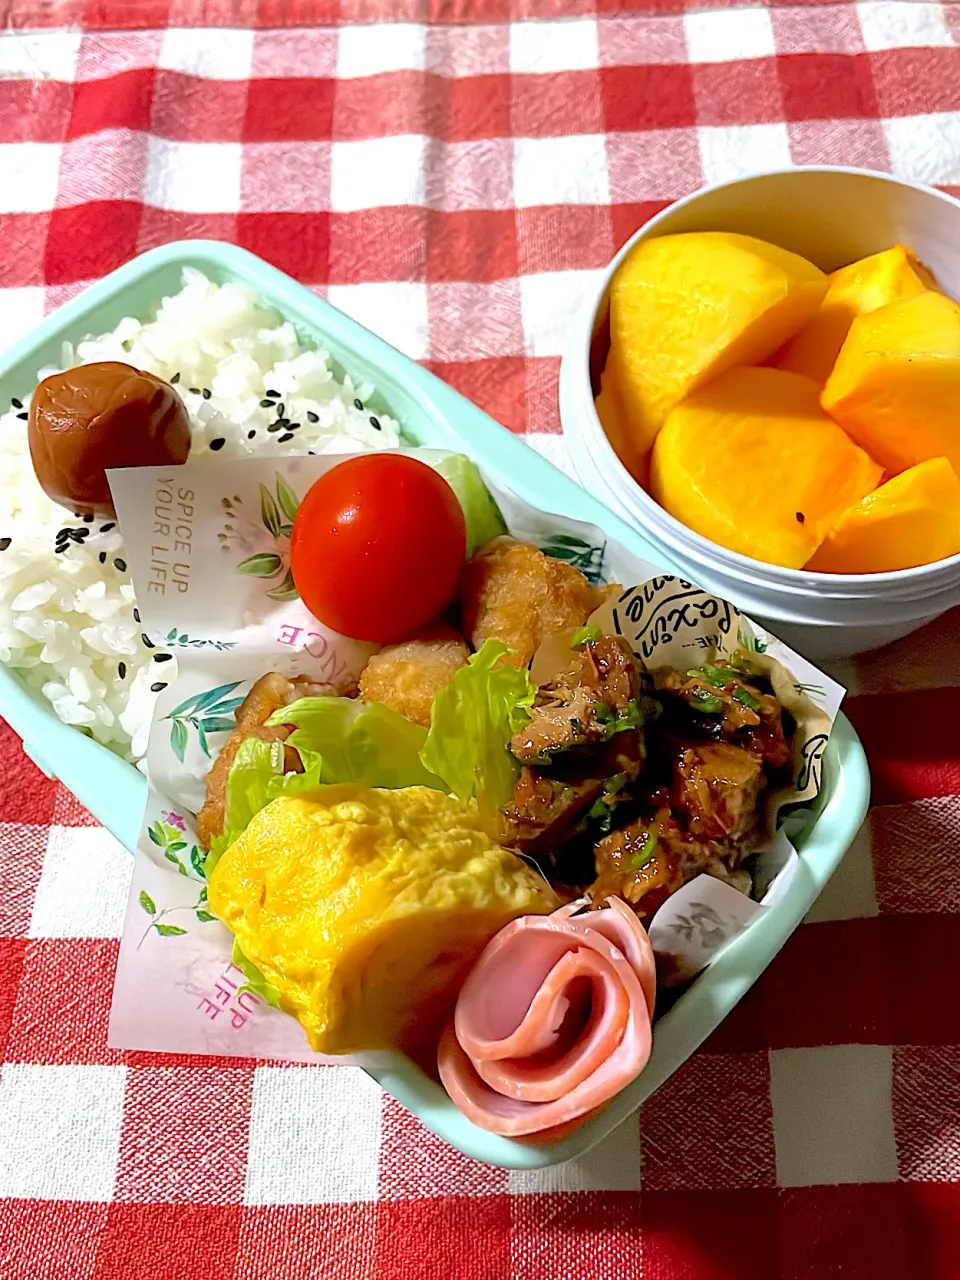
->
[626, 832, 658, 872]
[603, 771, 628, 794]
[586, 794, 616, 834]
[614, 700, 644, 732]
[733, 685, 761, 711]
[688, 688, 724, 714]
[593, 702, 614, 725]
[686, 665, 730, 689]
[570, 624, 602, 649]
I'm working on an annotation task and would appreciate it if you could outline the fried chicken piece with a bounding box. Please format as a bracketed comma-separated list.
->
[511, 685, 609, 763]
[589, 808, 740, 920]
[358, 622, 470, 728]
[197, 672, 335, 849]
[672, 742, 764, 842]
[499, 732, 646, 861]
[590, 813, 684, 918]
[655, 661, 792, 772]
[511, 635, 641, 763]
[460, 537, 608, 669]
[574, 634, 641, 711]
[499, 767, 605, 860]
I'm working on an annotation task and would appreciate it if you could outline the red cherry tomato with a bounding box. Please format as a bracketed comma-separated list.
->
[290, 453, 467, 643]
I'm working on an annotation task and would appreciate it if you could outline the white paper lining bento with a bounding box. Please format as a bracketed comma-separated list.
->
[105, 448, 843, 1063]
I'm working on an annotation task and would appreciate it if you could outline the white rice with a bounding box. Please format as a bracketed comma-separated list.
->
[0, 268, 403, 765]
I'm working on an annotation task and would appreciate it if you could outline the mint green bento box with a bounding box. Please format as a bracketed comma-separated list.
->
[0, 241, 870, 1170]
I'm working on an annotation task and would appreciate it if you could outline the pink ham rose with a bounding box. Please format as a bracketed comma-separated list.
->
[438, 898, 656, 1138]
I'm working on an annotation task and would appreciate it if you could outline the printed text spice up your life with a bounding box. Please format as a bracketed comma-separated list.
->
[149, 480, 195, 595]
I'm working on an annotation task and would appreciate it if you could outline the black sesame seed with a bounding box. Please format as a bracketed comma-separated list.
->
[16, 412, 27, 421]
[796, 512, 805, 524]
[118, 661, 126, 679]
[0, 537, 10, 551]
[100, 522, 115, 533]
[209, 438, 225, 451]
[202, 388, 212, 400]
[353, 398, 363, 410]
[133, 607, 140, 623]
[265, 389, 280, 399]
[369, 416, 381, 431]
[154, 652, 173, 663]
[288, 422, 301, 431]
[277, 403, 285, 417]
[259, 399, 273, 409]
[150, 681, 168, 693]
[83, 514, 94, 523]
[278, 432, 294, 443]
[142, 633, 155, 648]
[55, 545, 67, 554]
[306, 411, 319, 423]
[56, 528, 70, 542]
[189, 387, 200, 395]
[275, 418, 290, 429]
[114, 557, 127, 572]
[171, 372, 180, 384]
[98, 551, 107, 564]
[10, 397, 22, 409]
[73, 528, 89, 541]
[267, 423, 282, 434]
[248, 429, 256, 439]
[308, 450, 316, 456]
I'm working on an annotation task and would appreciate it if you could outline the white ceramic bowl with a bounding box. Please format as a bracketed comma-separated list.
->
[559, 166, 960, 660]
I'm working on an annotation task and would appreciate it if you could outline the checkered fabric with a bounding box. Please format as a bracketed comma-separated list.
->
[1, 3, 959, 1277]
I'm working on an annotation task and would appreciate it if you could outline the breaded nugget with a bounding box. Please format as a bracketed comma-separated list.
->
[359, 621, 470, 727]
[459, 537, 607, 669]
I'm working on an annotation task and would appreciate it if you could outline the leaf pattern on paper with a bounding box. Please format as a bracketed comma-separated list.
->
[162, 681, 245, 761]
[737, 623, 769, 655]
[137, 883, 217, 947]
[219, 478, 301, 601]
[237, 552, 283, 579]
[266, 569, 298, 601]
[164, 628, 236, 652]
[669, 901, 730, 949]
[539, 533, 607, 586]
[793, 681, 827, 700]
[137, 831, 218, 946]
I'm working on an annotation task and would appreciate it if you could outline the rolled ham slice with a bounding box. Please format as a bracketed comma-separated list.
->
[437, 898, 656, 1137]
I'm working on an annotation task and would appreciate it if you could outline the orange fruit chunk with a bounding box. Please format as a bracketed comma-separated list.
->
[770, 244, 937, 385]
[603, 232, 827, 471]
[806, 457, 960, 574]
[650, 367, 883, 569]
[821, 290, 960, 477]
[594, 345, 650, 485]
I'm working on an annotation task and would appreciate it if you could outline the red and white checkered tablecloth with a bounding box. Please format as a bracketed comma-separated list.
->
[2, 3, 960, 1277]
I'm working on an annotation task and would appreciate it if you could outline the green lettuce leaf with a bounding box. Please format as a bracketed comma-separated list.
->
[429, 453, 506, 555]
[267, 696, 443, 790]
[419, 639, 536, 811]
[232, 938, 283, 1009]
